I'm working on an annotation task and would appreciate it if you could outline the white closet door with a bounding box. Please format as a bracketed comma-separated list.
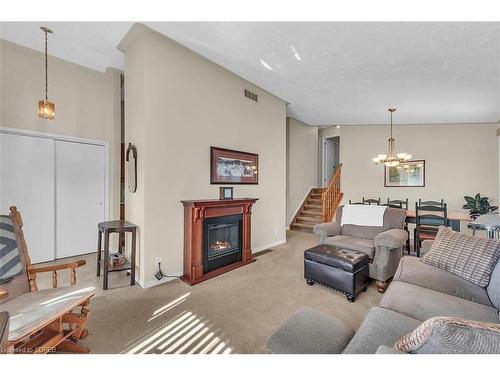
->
[55, 140, 105, 259]
[0, 133, 55, 263]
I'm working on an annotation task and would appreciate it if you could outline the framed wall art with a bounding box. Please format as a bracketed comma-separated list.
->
[210, 147, 258, 184]
[385, 160, 425, 187]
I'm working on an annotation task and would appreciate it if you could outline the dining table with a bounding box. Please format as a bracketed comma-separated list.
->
[405, 210, 471, 232]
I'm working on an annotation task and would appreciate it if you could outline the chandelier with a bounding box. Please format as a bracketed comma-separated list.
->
[372, 108, 411, 167]
[38, 26, 55, 120]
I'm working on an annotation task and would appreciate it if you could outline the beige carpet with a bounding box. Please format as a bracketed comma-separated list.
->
[37, 230, 381, 353]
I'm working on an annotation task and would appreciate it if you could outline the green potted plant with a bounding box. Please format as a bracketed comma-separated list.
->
[462, 193, 498, 220]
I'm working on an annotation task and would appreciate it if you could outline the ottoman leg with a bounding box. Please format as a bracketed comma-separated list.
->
[306, 279, 315, 286]
[346, 293, 355, 303]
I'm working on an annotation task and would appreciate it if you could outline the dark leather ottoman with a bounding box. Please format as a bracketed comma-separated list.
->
[304, 244, 369, 302]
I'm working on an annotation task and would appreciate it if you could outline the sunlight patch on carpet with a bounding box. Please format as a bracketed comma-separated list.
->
[124, 310, 232, 354]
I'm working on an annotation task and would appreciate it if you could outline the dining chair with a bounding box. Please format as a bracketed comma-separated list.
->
[362, 197, 381, 205]
[384, 198, 410, 253]
[384, 198, 409, 210]
[348, 197, 380, 205]
[414, 200, 448, 257]
[348, 200, 364, 205]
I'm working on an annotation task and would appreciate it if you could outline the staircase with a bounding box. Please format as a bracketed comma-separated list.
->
[289, 188, 326, 232]
[289, 164, 343, 233]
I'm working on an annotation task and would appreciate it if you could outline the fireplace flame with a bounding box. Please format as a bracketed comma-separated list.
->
[210, 240, 232, 251]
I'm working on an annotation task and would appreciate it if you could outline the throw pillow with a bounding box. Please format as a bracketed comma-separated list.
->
[421, 226, 500, 287]
[394, 316, 500, 354]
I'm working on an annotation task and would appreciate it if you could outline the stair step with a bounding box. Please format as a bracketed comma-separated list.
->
[304, 204, 322, 210]
[290, 222, 314, 232]
[300, 211, 322, 218]
[307, 198, 322, 205]
[310, 193, 323, 199]
[296, 216, 322, 223]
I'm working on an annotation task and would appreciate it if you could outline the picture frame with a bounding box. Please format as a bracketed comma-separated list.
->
[384, 160, 425, 187]
[210, 147, 258, 185]
[219, 187, 234, 200]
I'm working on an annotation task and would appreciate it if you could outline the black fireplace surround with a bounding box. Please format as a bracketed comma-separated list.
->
[203, 214, 243, 273]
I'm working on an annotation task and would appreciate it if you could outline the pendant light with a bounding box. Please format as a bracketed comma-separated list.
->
[38, 26, 55, 120]
[372, 108, 411, 167]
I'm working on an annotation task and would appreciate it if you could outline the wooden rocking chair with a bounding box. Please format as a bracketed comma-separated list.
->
[0, 206, 95, 353]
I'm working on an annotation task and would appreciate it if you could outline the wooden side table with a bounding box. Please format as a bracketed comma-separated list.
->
[97, 220, 137, 290]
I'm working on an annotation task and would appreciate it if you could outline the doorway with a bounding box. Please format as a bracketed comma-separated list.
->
[322, 136, 340, 187]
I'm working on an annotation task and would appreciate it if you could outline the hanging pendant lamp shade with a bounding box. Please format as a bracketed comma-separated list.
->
[372, 108, 411, 167]
[38, 27, 55, 120]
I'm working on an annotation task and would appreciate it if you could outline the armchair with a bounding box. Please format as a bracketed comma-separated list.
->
[0, 206, 95, 353]
[313, 205, 407, 292]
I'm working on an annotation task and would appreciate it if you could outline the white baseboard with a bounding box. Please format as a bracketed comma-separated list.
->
[140, 271, 183, 289]
[138, 239, 287, 288]
[252, 239, 286, 253]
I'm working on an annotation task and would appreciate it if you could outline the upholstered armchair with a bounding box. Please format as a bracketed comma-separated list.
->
[313, 205, 407, 292]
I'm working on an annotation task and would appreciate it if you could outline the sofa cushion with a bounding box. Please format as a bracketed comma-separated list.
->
[394, 316, 500, 354]
[335, 206, 406, 240]
[421, 226, 500, 287]
[487, 260, 500, 310]
[375, 345, 405, 354]
[325, 236, 375, 258]
[394, 256, 493, 307]
[380, 281, 499, 323]
[266, 307, 354, 354]
[342, 307, 421, 354]
[0, 215, 30, 302]
[0, 285, 95, 341]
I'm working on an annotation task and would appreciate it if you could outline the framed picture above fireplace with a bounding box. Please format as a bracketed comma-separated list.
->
[210, 147, 258, 184]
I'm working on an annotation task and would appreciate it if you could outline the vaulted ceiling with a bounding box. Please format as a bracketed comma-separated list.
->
[2, 22, 499, 125]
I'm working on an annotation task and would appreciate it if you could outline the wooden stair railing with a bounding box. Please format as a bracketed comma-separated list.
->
[321, 163, 343, 222]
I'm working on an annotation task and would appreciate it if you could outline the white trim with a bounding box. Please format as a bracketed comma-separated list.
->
[289, 186, 317, 226]
[252, 239, 286, 253]
[141, 272, 183, 289]
[139, 239, 287, 288]
[0, 126, 110, 222]
[0, 126, 108, 146]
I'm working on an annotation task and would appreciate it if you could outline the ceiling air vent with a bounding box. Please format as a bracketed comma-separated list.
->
[244, 89, 258, 102]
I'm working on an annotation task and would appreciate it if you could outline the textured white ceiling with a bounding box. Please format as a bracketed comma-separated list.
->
[1, 22, 499, 125]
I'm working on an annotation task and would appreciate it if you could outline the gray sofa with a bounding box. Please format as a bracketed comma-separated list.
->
[313, 206, 407, 292]
[267, 240, 500, 354]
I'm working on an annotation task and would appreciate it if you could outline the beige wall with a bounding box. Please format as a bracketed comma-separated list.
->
[0, 39, 121, 221]
[340, 123, 499, 216]
[120, 24, 287, 287]
[286, 117, 319, 225]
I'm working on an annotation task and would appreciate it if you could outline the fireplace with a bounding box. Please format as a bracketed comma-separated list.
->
[204, 214, 242, 273]
[181, 198, 258, 285]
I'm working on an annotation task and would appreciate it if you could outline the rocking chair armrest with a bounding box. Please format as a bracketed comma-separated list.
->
[0, 289, 8, 301]
[28, 259, 86, 274]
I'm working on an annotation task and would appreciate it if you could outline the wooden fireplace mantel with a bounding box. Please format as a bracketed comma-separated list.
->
[180, 198, 258, 285]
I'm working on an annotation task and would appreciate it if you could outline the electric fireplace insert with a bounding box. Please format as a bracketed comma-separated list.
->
[203, 214, 242, 273]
